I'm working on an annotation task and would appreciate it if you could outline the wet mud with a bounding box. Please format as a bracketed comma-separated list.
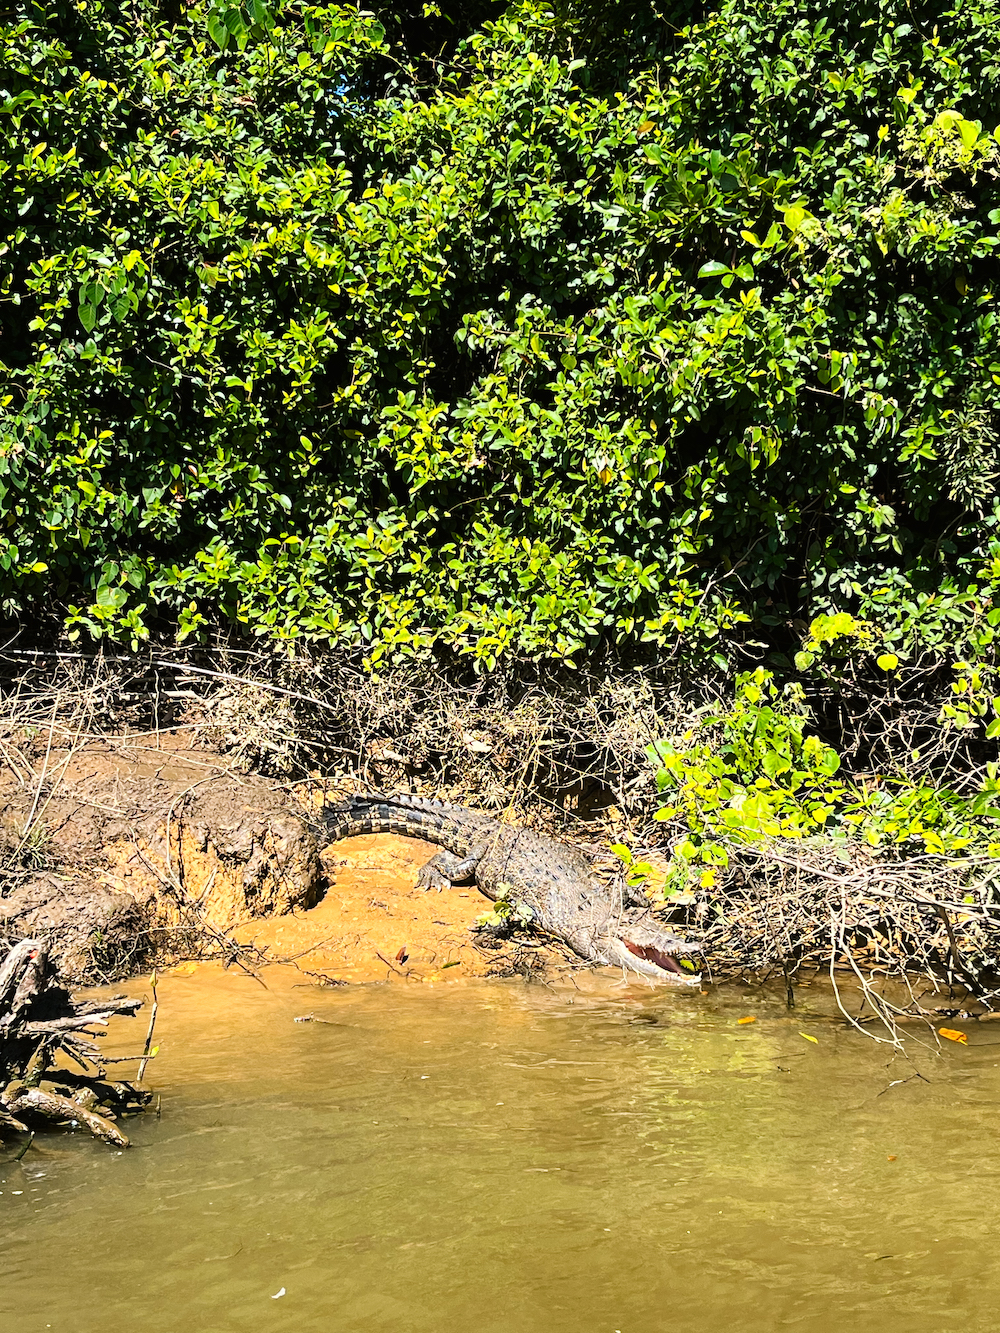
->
[236, 831, 566, 984]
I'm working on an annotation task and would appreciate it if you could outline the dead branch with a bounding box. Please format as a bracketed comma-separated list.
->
[0, 938, 152, 1148]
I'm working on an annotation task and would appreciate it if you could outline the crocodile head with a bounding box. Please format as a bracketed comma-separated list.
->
[602, 910, 702, 986]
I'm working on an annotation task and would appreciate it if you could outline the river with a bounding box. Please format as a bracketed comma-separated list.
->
[1, 965, 994, 1333]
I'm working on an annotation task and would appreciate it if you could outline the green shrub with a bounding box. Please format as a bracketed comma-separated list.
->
[645, 667, 1000, 894]
[3, 0, 1000, 676]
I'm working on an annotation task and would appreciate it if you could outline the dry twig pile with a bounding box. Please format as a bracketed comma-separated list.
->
[0, 645, 998, 1038]
[696, 840, 1000, 1039]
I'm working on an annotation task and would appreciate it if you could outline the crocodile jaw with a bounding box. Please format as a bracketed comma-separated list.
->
[604, 935, 702, 986]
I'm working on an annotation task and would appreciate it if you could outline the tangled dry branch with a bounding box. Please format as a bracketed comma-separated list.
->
[0, 645, 996, 1045]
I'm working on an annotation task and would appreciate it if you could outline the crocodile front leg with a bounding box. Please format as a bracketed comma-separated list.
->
[417, 848, 482, 891]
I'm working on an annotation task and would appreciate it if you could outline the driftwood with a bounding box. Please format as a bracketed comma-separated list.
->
[0, 938, 152, 1148]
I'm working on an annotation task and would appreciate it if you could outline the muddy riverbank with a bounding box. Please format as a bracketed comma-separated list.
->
[0, 715, 993, 1033]
[0, 727, 569, 985]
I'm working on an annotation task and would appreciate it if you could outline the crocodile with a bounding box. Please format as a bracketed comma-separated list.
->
[319, 794, 701, 984]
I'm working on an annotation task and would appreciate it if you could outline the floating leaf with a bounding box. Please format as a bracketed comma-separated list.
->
[938, 1026, 968, 1044]
[799, 1031, 818, 1043]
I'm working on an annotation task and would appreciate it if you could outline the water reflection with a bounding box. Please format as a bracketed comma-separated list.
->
[0, 967, 995, 1333]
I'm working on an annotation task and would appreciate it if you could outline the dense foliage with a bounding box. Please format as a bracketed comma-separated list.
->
[3, 0, 1000, 689]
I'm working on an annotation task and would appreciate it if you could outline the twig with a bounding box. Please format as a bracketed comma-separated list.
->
[137, 970, 158, 1082]
[935, 905, 987, 1000]
[153, 660, 340, 713]
[375, 950, 406, 976]
[14, 698, 57, 857]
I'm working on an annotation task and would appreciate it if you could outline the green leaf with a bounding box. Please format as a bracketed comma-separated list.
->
[762, 750, 790, 778]
[206, 9, 229, 46]
[223, 6, 247, 36]
[95, 583, 126, 610]
[958, 118, 981, 152]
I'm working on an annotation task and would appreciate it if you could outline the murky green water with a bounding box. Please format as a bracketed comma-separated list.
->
[1, 968, 997, 1333]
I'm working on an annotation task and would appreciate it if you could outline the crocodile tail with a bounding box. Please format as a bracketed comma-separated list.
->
[318, 794, 490, 853]
[350, 792, 496, 819]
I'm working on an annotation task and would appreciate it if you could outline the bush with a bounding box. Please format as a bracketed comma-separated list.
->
[3, 0, 1000, 679]
[648, 666, 1000, 886]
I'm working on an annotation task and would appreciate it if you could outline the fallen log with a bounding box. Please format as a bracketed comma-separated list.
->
[0, 937, 152, 1149]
